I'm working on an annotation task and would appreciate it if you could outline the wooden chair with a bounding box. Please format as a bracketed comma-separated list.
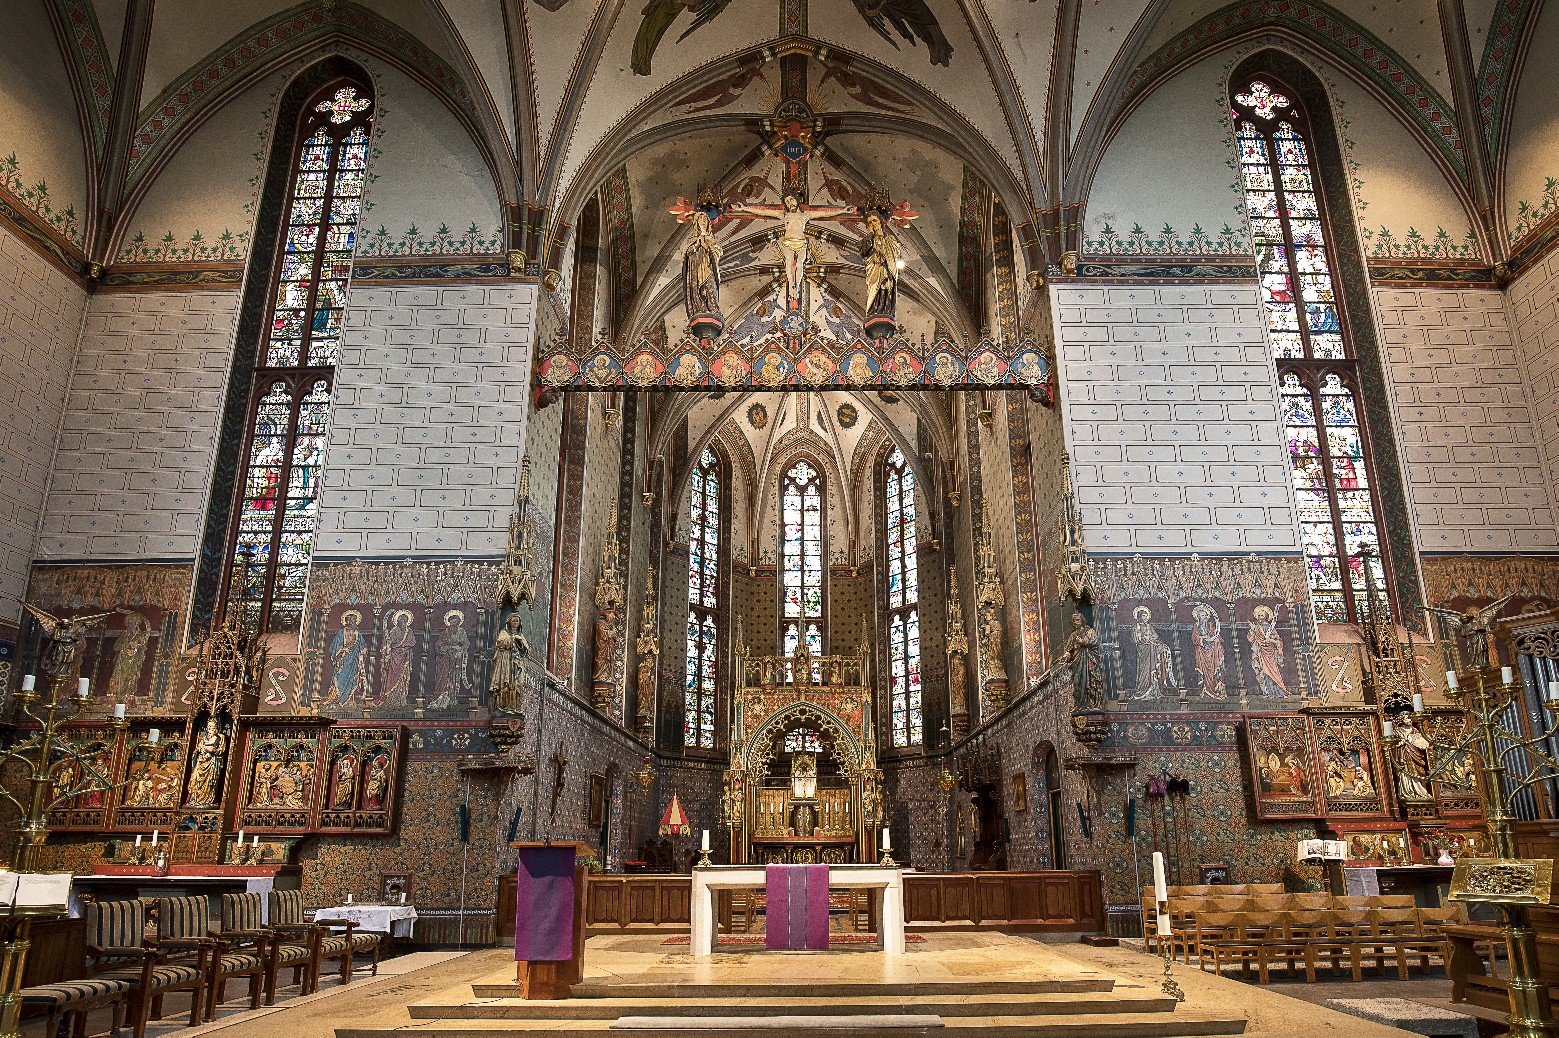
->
[219, 892, 312, 1008]
[20, 976, 133, 1038]
[1351, 911, 1410, 980]
[84, 899, 210, 1038]
[1303, 911, 1363, 982]
[1375, 908, 1447, 975]
[269, 890, 353, 989]
[1197, 913, 1278, 980]
[312, 909, 382, 977]
[154, 894, 265, 1021]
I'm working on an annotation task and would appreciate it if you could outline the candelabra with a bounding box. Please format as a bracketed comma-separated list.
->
[1385, 663, 1559, 1038]
[1, 608, 126, 1038]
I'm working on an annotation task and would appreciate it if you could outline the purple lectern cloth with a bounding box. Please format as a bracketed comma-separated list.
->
[514, 845, 575, 961]
[763, 864, 830, 950]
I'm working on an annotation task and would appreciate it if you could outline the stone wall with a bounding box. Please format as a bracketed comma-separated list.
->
[0, 224, 85, 621]
[1507, 253, 1559, 522]
[1375, 285, 1558, 552]
[1053, 281, 1298, 553]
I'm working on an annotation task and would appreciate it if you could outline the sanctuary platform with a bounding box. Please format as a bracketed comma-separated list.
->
[335, 933, 1249, 1037]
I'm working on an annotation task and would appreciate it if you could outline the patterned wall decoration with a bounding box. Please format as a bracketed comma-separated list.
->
[1004, 392, 1045, 687]
[1421, 555, 1559, 613]
[549, 394, 590, 680]
[602, 165, 638, 336]
[0, 152, 83, 250]
[317, 727, 404, 833]
[1089, 555, 1315, 707]
[301, 560, 499, 717]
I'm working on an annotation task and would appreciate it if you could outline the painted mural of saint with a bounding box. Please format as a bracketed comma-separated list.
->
[427, 610, 470, 711]
[1189, 603, 1226, 697]
[321, 610, 370, 709]
[375, 609, 416, 707]
[1248, 605, 1288, 696]
[1129, 607, 1173, 699]
[108, 613, 151, 703]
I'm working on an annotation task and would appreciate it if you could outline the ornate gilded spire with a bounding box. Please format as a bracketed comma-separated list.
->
[635, 567, 659, 658]
[1058, 452, 1092, 603]
[595, 502, 625, 611]
[497, 457, 538, 608]
[945, 569, 968, 656]
[975, 501, 1003, 608]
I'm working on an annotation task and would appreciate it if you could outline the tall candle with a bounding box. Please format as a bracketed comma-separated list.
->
[1446, 670, 1458, 690]
[1383, 719, 1394, 739]
[1502, 666, 1515, 686]
[1151, 851, 1171, 936]
[346, 893, 353, 905]
[151, 830, 159, 846]
[148, 728, 160, 744]
[252, 834, 260, 847]
[1412, 692, 1425, 713]
[881, 827, 891, 851]
[701, 830, 710, 852]
[1549, 680, 1559, 703]
[135, 835, 142, 847]
[238, 829, 245, 845]
[113, 703, 125, 719]
[20, 675, 34, 692]
[78, 677, 90, 698]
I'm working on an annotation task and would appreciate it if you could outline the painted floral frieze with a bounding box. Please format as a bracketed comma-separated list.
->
[0, 153, 83, 247]
[1083, 221, 1252, 256]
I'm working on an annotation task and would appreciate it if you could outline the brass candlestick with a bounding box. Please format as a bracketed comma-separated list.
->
[1387, 664, 1559, 1038]
[0, 607, 125, 1038]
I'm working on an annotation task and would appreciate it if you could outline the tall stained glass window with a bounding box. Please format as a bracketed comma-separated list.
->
[686, 448, 721, 748]
[225, 81, 373, 634]
[1233, 77, 1387, 624]
[883, 447, 921, 746]
[781, 459, 825, 676]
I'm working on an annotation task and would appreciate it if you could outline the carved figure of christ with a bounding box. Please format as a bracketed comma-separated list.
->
[728, 194, 857, 308]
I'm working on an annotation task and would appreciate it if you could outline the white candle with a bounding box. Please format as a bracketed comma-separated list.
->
[1383, 719, 1394, 739]
[1152, 851, 1171, 936]
[148, 728, 160, 744]
[881, 827, 891, 851]
[113, 703, 125, 719]
[1502, 666, 1515, 685]
[701, 829, 710, 852]
[400, 892, 407, 904]
[237, 829, 245, 845]
[20, 675, 34, 692]
[346, 893, 353, 905]
[1446, 670, 1458, 689]
[252, 834, 260, 847]
[1549, 680, 1559, 702]
[151, 830, 159, 846]
[78, 677, 90, 698]
[1412, 692, 1425, 713]
[135, 835, 142, 847]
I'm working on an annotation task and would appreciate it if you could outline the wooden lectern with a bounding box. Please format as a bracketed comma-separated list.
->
[509, 841, 590, 998]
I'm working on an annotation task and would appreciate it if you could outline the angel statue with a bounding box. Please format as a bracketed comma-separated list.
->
[24, 605, 111, 678]
[1429, 592, 1515, 672]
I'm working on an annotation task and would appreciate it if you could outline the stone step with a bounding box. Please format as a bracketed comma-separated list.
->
[339, 1010, 1246, 1038]
[471, 980, 1116, 1000]
[409, 992, 1178, 1020]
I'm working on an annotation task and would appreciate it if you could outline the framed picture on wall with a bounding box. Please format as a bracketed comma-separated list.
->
[1245, 714, 1323, 819]
[588, 774, 606, 829]
[1010, 772, 1028, 813]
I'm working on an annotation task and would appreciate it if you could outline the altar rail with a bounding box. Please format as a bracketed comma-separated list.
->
[515, 870, 1104, 938]
[904, 871, 1105, 932]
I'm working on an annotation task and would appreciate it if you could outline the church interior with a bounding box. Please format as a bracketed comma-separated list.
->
[2, 0, 1559, 1035]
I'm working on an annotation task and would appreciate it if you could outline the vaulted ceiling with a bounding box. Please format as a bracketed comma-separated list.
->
[46, 0, 1545, 322]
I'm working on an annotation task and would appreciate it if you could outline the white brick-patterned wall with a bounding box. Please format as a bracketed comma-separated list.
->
[0, 225, 86, 618]
[1053, 282, 1299, 553]
[1507, 253, 1559, 531]
[37, 290, 237, 562]
[314, 283, 536, 557]
[1376, 286, 1559, 552]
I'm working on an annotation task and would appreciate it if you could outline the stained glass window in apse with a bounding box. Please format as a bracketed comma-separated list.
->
[781, 460, 824, 679]
[1234, 77, 1386, 624]
[685, 449, 721, 748]
[784, 728, 824, 754]
[884, 448, 922, 746]
[225, 81, 372, 634]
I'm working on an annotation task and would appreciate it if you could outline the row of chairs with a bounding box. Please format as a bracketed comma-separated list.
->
[20, 890, 383, 1038]
[1190, 907, 1458, 983]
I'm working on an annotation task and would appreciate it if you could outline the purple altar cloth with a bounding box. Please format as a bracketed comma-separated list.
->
[514, 845, 576, 961]
[764, 863, 830, 951]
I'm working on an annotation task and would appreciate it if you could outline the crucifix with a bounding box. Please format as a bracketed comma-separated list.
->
[548, 742, 567, 822]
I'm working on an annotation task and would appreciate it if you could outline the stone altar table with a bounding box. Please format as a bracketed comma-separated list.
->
[689, 864, 904, 957]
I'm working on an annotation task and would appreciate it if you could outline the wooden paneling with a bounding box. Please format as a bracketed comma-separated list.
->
[582, 876, 691, 935]
[904, 871, 1104, 932]
[21, 917, 85, 986]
